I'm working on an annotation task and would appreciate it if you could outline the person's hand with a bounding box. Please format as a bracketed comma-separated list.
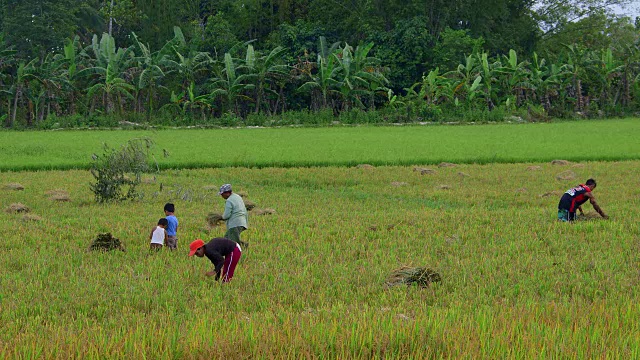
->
[205, 271, 216, 277]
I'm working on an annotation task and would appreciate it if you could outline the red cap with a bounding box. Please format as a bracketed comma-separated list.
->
[189, 239, 205, 256]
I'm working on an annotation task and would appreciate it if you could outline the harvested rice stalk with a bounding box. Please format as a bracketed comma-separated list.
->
[46, 190, 71, 202]
[6, 203, 30, 213]
[244, 200, 256, 211]
[386, 266, 441, 288]
[252, 208, 276, 216]
[4, 183, 24, 190]
[206, 212, 224, 227]
[90, 233, 125, 252]
[22, 214, 42, 222]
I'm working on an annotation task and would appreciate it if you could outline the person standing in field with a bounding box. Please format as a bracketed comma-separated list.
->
[149, 218, 168, 250]
[558, 178, 608, 222]
[164, 203, 179, 250]
[189, 238, 242, 282]
[218, 184, 249, 247]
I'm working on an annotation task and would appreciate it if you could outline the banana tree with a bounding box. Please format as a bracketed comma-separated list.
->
[209, 53, 256, 116]
[477, 52, 499, 110]
[297, 37, 342, 110]
[7, 59, 38, 127]
[529, 53, 567, 112]
[31, 53, 67, 122]
[79, 33, 136, 114]
[336, 42, 389, 111]
[0, 35, 16, 125]
[565, 44, 589, 111]
[131, 32, 170, 119]
[495, 49, 531, 106]
[53, 36, 83, 115]
[594, 48, 624, 109]
[244, 45, 288, 114]
[164, 49, 212, 101]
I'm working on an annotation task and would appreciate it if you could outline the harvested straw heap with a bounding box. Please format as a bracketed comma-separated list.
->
[5, 203, 30, 213]
[244, 200, 256, 211]
[386, 266, 441, 288]
[206, 212, 224, 227]
[90, 233, 125, 252]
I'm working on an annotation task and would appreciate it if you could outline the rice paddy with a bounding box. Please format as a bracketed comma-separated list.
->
[2, 157, 640, 358]
[2, 118, 640, 171]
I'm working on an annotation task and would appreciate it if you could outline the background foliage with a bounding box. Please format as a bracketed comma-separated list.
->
[0, 0, 639, 128]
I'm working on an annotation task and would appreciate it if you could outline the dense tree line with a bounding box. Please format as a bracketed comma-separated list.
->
[0, 0, 638, 127]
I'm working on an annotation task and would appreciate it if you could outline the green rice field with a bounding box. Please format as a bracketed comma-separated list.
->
[1, 118, 640, 170]
[1, 121, 640, 358]
[2, 158, 640, 358]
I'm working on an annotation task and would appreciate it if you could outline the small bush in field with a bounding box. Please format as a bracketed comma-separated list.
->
[89, 138, 159, 203]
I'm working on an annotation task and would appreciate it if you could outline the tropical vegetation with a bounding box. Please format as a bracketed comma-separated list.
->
[0, 1, 639, 128]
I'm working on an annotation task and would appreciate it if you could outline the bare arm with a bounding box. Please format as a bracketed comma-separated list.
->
[586, 193, 607, 218]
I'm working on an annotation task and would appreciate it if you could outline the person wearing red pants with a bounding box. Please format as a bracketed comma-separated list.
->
[189, 238, 242, 282]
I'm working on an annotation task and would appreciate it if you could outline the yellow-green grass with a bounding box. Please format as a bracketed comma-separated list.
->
[1, 161, 640, 358]
[1, 118, 640, 171]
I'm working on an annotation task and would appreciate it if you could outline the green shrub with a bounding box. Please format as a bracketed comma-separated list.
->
[89, 138, 158, 203]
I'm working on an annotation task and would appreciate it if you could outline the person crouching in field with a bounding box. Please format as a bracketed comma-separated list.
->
[189, 238, 242, 282]
[218, 184, 249, 248]
[149, 218, 168, 250]
[558, 179, 608, 222]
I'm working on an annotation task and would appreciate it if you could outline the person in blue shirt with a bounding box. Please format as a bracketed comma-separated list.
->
[164, 203, 179, 249]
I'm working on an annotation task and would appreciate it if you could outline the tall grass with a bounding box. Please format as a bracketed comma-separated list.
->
[1, 161, 639, 357]
[0, 118, 640, 171]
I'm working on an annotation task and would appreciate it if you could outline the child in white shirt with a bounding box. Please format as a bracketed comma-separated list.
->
[149, 218, 168, 250]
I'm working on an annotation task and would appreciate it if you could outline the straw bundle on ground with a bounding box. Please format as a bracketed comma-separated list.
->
[551, 159, 570, 166]
[356, 164, 375, 169]
[253, 208, 276, 216]
[206, 212, 224, 227]
[22, 214, 42, 222]
[90, 233, 125, 251]
[6, 203, 30, 213]
[46, 189, 71, 202]
[4, 183, 24, 190]
[413, 166, 436, 175]
[527, 166, 542, 171]
[236, 190, 248, 198]
[556, 170, 576, 181]
[386, 266, 441, 288]
[244, 200, 256, 211]
[579, 212, 604, 220]
[438, 162, 457, 168]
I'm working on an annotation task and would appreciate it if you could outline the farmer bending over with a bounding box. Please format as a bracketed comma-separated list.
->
[558, 178, 608, 222]
[189, 238, 242, 282]
[219, 184, 249, 247]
